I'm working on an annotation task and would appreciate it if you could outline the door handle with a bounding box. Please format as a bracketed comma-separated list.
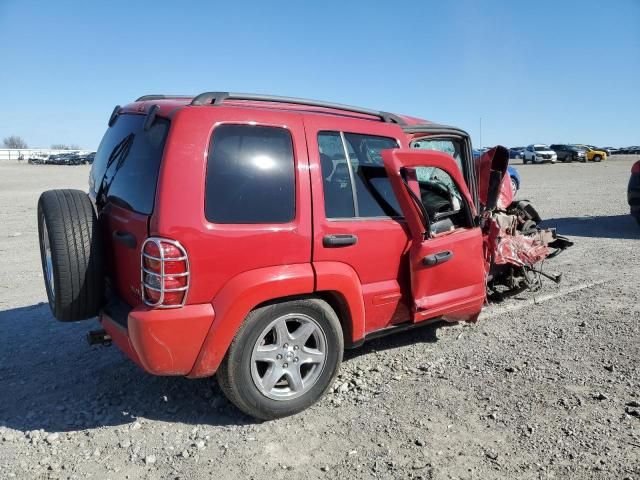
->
[113, 230, 136, 249]
[422, 250, 453, 266]
[323, 234, 358, 248]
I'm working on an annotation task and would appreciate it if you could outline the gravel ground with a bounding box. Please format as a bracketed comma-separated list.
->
[0, 157, 638, 480]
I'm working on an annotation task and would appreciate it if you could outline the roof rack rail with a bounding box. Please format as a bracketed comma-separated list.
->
[135, 95, 193, 102]
[189, 91, 406, 125]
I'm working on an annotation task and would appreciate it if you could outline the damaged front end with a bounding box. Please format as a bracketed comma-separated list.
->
[477, 146, 573, 298]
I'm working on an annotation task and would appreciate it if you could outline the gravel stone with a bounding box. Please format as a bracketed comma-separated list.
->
[0, 157, 638, 479]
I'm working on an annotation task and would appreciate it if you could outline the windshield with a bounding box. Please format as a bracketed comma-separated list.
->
[534, 146, 550, 152]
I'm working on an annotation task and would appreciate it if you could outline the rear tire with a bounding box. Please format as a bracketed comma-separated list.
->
[37, 189, 104, 321]
[217, 299, 343, 420]
[594, 155, 602, 162]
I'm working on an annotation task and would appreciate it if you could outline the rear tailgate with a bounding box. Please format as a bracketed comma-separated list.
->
[89, 112, 170, 308]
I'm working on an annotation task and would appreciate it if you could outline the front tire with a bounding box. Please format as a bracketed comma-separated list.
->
[217, 299, 344, 420]
[594, 155, 602, 162]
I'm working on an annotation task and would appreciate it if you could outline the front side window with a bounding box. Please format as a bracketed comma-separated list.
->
[318, 131, 400, 219]
[410, 138, 464, 172]
[205, 125, 295, 223]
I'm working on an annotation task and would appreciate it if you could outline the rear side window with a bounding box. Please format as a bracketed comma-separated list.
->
[205, 125, 295, 223]
[90, 114, 169, 215]
[318, 131, 400, 219]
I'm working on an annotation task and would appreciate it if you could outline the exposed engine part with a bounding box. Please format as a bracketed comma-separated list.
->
[485, 199, 573, 296]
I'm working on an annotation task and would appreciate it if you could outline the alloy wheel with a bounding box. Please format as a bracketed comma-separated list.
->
[250, 313, 327, 400]
[41, 220, 55, 302]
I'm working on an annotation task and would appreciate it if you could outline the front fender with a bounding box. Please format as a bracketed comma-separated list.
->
[188, 263, 314, 378]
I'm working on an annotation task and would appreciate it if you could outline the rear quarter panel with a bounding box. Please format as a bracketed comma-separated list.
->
[152, 107, 313, 305]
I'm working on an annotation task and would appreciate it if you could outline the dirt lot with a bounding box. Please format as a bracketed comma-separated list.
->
[0, 157, 639, 480]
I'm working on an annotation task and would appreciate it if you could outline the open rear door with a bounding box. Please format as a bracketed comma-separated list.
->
[382, 149, 486, 323]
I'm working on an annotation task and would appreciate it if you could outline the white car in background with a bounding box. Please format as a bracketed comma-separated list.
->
[523, 144, 557, 164]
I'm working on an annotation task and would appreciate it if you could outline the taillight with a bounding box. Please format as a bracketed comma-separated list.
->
[141, 238, 189, 308]
[632, 162, 640, 174]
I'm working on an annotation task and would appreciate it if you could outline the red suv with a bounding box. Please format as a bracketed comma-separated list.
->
[37, 92, 570, 419]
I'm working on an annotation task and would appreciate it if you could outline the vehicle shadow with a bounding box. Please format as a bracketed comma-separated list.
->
[0, 304, 446, 433]
[0, 303, 251, 433]
[344, 320, 445, 361]
[542, 214, 640, 240]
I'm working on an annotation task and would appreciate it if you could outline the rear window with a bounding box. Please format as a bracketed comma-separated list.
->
[205, 124, 295, 223]
[89, 114, 169, 215]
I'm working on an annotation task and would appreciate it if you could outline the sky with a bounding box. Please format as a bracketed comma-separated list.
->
[0, 0, 638, 149]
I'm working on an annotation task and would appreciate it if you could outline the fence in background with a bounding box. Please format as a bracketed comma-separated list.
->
[0, 148, 94, 161]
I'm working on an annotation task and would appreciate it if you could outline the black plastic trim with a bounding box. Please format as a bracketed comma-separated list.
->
[322, 234, 358, 247]
[143, 104, 160, 131]
[135, 95, 193, 102]
[102, 295, 132, 330]
[108, 105, 121, 127]
[189, 91, 407, 125]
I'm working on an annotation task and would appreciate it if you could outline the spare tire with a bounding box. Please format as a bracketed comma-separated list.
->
[37, 189, 104, 321]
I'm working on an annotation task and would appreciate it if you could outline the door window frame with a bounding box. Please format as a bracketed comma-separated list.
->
[318, 130, 403, 221]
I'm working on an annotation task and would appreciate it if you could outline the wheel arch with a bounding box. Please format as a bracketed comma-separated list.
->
[188, 261, 366, 378]
[188, 263, 315, 378]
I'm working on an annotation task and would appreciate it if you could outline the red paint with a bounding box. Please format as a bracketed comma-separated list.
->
[382, 149, 486, 322]
[97, 96, 494, 378]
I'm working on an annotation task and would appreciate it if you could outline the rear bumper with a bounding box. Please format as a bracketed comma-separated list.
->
[101, 301, 215, 376]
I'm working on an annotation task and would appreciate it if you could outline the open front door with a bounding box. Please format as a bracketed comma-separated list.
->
[382, 149, 486, 323]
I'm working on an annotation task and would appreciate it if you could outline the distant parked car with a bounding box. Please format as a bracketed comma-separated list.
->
[28, 154, 48, 164]
[550, 144, 586, 163]
[574, 145, 607, 162]
[522, 144, 557, 164]
[589, 146, 613, 156]
[619, 146, 640, 155]
[509, 147, 524, 159]
[629, 160, 640, 226]
[78, 152, 96, 164]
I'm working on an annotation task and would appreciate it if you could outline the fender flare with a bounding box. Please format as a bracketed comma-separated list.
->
[188, 261, 367, 378]
[188, 263, 314, 378]
[313, 261, 366, 344]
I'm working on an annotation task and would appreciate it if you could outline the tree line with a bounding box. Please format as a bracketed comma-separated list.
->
[3, 135, 80, 150]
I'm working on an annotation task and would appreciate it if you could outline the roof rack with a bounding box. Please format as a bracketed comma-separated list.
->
[135, 94, 193, 102]
[189, 91, 406, 125]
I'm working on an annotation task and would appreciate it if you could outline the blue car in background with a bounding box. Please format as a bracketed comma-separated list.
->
[507, 165, 521, 195]
[509, 147, 525, 159]
[473, 149, 521, 195]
